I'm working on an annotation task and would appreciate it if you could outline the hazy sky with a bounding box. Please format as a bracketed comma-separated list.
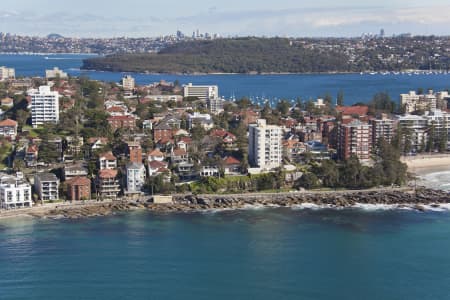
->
[1, 0, 449, 37]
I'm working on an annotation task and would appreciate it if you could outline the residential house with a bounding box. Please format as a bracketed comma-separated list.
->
[170, 148, 189, 164]
[25, 144, 39, 167]
[147, 149, 165, 162]
[98, 152, 117, 170]
[223, 156, 241, 175]
[0, 119, 18, 139]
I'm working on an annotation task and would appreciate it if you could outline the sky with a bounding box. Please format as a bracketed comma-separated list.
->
[1, 0, 449, 37]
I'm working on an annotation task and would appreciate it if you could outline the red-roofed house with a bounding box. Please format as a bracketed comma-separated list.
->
[98, 152, 117, 170]
[0, 119, 18, 139]
[148, 149, 165, 162]
[25, 144, 38, 167]
[170, 148, 189, 164]
[223, 156, 241, 175]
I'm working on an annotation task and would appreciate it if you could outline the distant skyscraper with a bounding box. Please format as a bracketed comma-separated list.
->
[380, 29, 385, 38]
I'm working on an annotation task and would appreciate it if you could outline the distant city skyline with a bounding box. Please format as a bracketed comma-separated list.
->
[1, 0, 449, 37]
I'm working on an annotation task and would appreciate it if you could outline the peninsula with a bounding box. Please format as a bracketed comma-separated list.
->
[81, 36, 450, 74]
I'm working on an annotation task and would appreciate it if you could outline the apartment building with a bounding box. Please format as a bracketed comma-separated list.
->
[30, 86, 60, 128]
[125, 162, 146, 194]
[183, 83, 219, 101]
[370, 114, 397, 146]
[96, 169, 120, 199]
[248, 119, 283, 170]
[0, 66, 15, 81]
[122, 75, 135, 91]
[0, 173, 32, 209]
[45, 67, 68, 79]
[337, 120, 372, 160]
[34, 173, 59, 201]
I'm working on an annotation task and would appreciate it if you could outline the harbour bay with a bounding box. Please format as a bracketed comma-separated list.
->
[0, 54, 448, 105]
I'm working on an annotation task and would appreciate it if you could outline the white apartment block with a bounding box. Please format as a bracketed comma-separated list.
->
[401, 90, 437, 113]
[248, 119, 283, 170]
[45, 67, 68, 79]
[183, 83, 219, 101]
[208, 97, 224, 114]
[30, 86, 60, 128]
[125, 162, 146, 194]
[122, 75, 135, 90]
[0, 66, 15, 81]
[397, 115, 428, 151]
[0, 173, 32, 209]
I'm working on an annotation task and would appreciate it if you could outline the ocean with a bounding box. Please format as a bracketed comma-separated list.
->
[0, 54, 449, 105]
[1, 208, 450, 300]
[1, 53, 450, 299]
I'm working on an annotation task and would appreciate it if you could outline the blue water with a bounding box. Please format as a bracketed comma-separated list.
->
[1, 208, 450, 300]
[0, 54, 449, 105]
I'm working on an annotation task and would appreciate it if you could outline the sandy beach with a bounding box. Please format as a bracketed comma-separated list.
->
[402, 155, 450, 176]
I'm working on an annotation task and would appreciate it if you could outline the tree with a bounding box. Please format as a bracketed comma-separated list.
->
[294, 173, 320, 190]
[317, 160, 339, 188]
[337, 90, 344, 106]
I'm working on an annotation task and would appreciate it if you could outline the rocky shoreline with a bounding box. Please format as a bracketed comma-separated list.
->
[3, 189, 448, 220]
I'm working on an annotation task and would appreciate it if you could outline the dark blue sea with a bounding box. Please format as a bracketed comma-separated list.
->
[1, 54, 450, 299]
[0, 54, 449, 105]
[1, 208, 450, 300]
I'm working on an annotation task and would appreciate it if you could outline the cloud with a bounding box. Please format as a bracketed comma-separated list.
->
[0, 4, 449, 37]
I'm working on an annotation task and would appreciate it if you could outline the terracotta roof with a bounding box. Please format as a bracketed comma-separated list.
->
[223, 156, 241, 165]
[108, 115, 135, 121]
[98, 169, 118, 179]
[99, 151, 116, 160]
[107, 106, 126, 113]
[336, 105, 369, 116]
[0, 119, 17, 127]
[148, 149, 165, 157]
[88, 137, 108, 144]
[148, 160, 167, 169]
[27, 144, 38, 153]
[172, 148, 187, 156]
[66, 176, 91, 186]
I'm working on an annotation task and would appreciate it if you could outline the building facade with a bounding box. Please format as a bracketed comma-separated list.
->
[45, 67, 68, 79]
[183, 83, 219, 101]
[122, 75, 135, 91]
[66, 177, 91, 201]
[248, 119, 283, 170]
[0, 173, 32, 209]
[30, 86, 60, 128]
[370, 114, 397, 146]
[0, 119, 18, 139]
[125, 163, 146, 194]
[34, 173, 59, 201]
[96, 169, 120, 199]
[0, 66, 15, 81]
[337, 120, 372, 160]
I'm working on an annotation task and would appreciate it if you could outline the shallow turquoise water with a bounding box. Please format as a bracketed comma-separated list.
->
[1, 208, 450, 300]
